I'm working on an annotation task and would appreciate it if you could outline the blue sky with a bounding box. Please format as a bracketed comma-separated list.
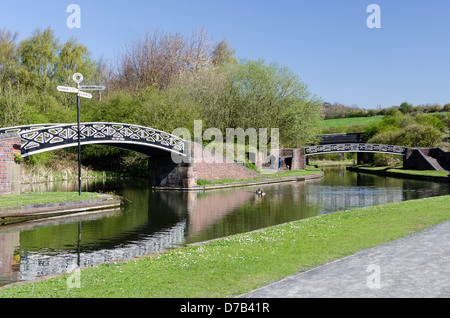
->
[1, 0, 449, 109]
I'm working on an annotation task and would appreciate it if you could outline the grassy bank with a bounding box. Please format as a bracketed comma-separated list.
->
[264, 167, 322, 178]
[348, 165, 449, 178]
[1, 195, 449, 298]
[0, 192, 106, 209]
[197, 178, 261, 185]
[197, 167, 323, 185]
[309, 160, 354, 166]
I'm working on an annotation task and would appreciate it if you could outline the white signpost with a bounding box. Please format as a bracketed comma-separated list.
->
[79, 85, 106, 91]
[57, 73, 105, 195]
[56, 86, 79, 94]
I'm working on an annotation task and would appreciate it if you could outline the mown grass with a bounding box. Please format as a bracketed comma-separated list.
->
[389, 169, 449, 177]
[322, 116, 384, 130]
[264, 167, 323, 178]
[1, 195, 449, 298]
[0, 192, 104, 208]
[197, 167, 323, 184]
[197, 178, 262, 185]
[350, 165, 449, 178]
[309, 160, 354, 166]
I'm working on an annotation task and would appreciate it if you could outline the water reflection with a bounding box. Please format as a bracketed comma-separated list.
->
[1, 166, 449, 286]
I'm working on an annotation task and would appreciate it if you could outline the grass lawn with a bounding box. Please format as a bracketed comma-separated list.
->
[349, 165, 449, 178]
[197, 178, 262, 185]
[197, 167, 323, 184]
[322, 112, 449, 131]
[0, 192, 105, 208]
[1, 194, 448, 298]
[388, 168, 449, 177]
[264, 167, 323, 178]
[309, 160, 354, 166]
[322, 115, 383, 130]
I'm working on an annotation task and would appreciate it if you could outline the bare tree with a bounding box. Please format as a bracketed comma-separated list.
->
[110, 27, 212, 92]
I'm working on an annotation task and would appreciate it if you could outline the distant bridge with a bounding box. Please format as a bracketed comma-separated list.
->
[0, 122, 187, 158]
[305, 132, 407, 156]
[304, 143, 407, 156]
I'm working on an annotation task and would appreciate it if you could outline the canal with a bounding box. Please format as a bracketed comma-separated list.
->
[1, 166, 449, 287]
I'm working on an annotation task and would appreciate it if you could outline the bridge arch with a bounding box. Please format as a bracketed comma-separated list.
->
[0, 122, 187, 158]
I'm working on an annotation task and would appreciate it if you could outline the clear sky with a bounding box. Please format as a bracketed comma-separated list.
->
[1, 0, 449, 109]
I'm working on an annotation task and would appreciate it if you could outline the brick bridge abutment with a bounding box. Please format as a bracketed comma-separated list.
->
[0, 133, 21, 195]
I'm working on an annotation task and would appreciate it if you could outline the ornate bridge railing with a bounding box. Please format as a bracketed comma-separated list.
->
[304, 143, 407, 156]
[0, 122, 186, 157]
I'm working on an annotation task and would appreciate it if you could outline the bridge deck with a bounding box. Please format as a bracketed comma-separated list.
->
[317, 133, 364, 145]
[0, 123, 187, 157]
[305, 143, 407, 156]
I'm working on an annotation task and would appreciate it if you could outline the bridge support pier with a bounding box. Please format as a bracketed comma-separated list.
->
[292, 148, 306, 170]
[0, 133, 21, 195]
[148, 142, 197, 188]
[357, 152, 364, 165]
[148, 157, 197, 188]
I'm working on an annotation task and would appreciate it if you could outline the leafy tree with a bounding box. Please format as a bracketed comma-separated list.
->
[413, 113, 443, 131]
[443, 103, 450, 112]
[55, 38, 95, 85]
[212, 39, 238, 67]
[225, 59, 323, 148]
[396, 124, 442, 147]
[443, 114, 450, 131]
[0, 81, 29, 127]
[363, 115, 401, 142]
[0, 29, 19, 84]
[17, 28, 58, 89]
[137, 86, 200, 134]
[399, 102, 413, 114]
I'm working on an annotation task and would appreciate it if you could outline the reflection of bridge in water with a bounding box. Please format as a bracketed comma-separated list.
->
[1, 170, 448, 285]
[304, 186, 405, 213]
[18, 222, 186, 282]
[0, 185, 259, 283]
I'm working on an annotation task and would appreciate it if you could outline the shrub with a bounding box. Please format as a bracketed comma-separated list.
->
[398, 124, 442, 147]
[413, 114, 444, 131]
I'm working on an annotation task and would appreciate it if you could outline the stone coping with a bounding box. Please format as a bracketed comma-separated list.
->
[0, 194, 121, 224]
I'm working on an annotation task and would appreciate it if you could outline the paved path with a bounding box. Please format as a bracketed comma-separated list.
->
[239, 220, 450, 298]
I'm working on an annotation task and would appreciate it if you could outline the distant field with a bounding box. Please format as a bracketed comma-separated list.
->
[322, 116, 383, 130]
[322, 112, 449, 131]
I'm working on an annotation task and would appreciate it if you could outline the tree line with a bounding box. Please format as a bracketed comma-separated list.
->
[323, 101, 450, 120]
[0, 27, 323, 172]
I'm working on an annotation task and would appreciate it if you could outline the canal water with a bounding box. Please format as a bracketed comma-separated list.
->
[1, 166, 449, 287]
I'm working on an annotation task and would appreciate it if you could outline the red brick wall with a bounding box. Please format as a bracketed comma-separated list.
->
[191, 143, 262, 182]
[0, 133, 21, 195]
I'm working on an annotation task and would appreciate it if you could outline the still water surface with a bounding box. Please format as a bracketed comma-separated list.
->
[1, 166, 449, 286]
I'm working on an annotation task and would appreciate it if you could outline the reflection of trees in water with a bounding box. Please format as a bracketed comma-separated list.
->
[184, 182, 322, 244]
[4, 168, 449, 286]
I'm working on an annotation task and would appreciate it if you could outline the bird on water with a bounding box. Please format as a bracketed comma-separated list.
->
[256, 188, 266, 196]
